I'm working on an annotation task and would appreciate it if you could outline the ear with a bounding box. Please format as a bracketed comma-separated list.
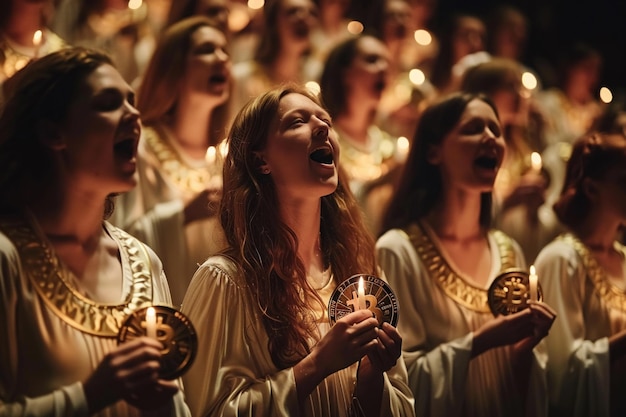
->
[426, 144, 442, 165]
[582, 177, 598, 199]
[37, 120, 66, 151]
[253, 151, 271, 175]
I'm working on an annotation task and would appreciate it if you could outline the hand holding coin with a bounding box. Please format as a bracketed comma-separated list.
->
[487, 268, 543, 316]
[118, 305, 198, 380]
[328, 274, 399, 327]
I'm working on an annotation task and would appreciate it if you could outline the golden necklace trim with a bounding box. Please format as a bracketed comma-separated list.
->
[559, 233, 626, 312]
[404, 221, 518, 312]
[143, 125, 214, 194]
[1, 218, 153, 337]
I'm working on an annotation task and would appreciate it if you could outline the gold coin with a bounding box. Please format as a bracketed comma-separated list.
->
[328, 274, 399, 327]
[487, 268, 543, 316]
[117, 305, 198, 380]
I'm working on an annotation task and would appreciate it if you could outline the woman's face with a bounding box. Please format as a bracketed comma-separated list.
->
[431, 99, 506, 193]
[343, 36, 390, 106]
[383, 0, 412, 41]
[57, 63, 141, 195]
[182, 25, 231, 104]
[259, 93, 339, 200]
[276, 0, 319, 45]
[452, 16, 486, 64]
[195, 0, 231, 34]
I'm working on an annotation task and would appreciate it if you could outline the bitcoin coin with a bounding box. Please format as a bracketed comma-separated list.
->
[487, 268, 543, 316]
[118, 305, 197, 380]
[328, 274, 399, 327]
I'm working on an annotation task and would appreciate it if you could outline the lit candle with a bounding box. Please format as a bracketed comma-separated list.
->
[145, 306, 157, 339]
[529, 265, 538, 302]
[32, 30, 42, 59]
[357, 277, 367, 310]
[395, 136, 410, 163]
[530, 152, 542, 174]
[205, 146, 217, 166]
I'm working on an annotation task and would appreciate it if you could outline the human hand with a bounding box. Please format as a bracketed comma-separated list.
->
[312, 310, 379, 377]
[183, 187, 221, 225]
[363, 322, 402, 374]
[472, 308, 537, 357]
[83, 337, 178, 413]
[511, 301, 557, 353]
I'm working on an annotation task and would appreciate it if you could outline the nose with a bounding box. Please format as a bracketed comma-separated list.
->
[313, 117, 329, 139]
[215, 48, 229, 63]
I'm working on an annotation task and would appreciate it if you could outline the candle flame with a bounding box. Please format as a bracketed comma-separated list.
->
[206, 146, 217, 165]
[145, 306, 157, 338]
[530, 265, 536, 275]
[530, 152, 542, 172]
[32, 30, 42, 46]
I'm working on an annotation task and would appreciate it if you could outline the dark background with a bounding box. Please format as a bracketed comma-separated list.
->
[434, 0, 626, 93]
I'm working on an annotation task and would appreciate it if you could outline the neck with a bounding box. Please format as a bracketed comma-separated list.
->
[426, 189, 484, 242]
[279, 196, 323, 270]
[573, 210, 622, 254]
[271, 43, 308, 81]
[335, 106, 376, 146]
[170, 96, 217, 157]
[28, 188, 107, 247]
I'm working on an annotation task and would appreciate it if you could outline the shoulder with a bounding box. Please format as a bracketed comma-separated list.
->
[376, 228, 418, 267]
[376, 228, 412, 251]
[0, 227, 20, 268]
[535, 236, 580, 265]
[105, 222, 164, 268]
[193, 254, 244, 287]
[489, 228, 526, 266]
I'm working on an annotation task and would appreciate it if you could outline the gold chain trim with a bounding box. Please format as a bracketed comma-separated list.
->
[1, 219, 153, 337]
[558, 233, 626, 312]
[143, 125, 216, 194]
[404, 222, 518, 312]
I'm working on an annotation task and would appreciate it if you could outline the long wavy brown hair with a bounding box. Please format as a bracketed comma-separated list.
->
[220, 84, 377, 368]
[137, 16, 231, 146]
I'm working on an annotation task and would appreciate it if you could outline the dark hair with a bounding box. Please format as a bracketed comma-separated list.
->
[461, 57, 523, 97]
[381, 92, 498, 233]
[320, 34, 387, 117]
[0, 47, 114, 211]
[430, 12, 485, 91]
[319, 35, 362, 117]
[553, 132, 626, 229]
[221, 84, 377, 368]
[255, 0, 316, 65]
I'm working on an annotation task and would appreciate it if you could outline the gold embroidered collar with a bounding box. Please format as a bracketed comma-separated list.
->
[404, 221, 518, 312]
[1, 217, 153, 337]
[143, 125, 220, 194]
[559, 233, 626, 312]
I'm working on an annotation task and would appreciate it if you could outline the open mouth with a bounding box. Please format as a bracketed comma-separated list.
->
[209, 74, 228, 85]
[474, 155, 499, 170]
[114, 138, 137, 160]
[310, 147, 334, 165]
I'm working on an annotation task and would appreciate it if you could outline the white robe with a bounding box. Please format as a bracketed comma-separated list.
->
[181, 255, 415, 417]
[376, 222, 548, 417]
[534, 235, 626, 417]
[0, 219, 190, 417]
